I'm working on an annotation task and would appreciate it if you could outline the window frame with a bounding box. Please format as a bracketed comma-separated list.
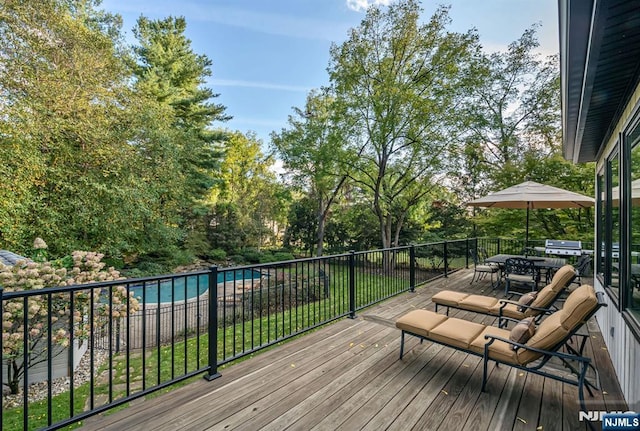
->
[600, 145, 621, 305]
[622, 112, 640, 335]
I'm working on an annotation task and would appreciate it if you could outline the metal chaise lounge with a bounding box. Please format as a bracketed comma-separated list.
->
[431, 264, 577, 326]
[396, 284, 606, 427]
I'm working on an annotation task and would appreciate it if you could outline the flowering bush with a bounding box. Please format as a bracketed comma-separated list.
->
[0, 250, 140, 394]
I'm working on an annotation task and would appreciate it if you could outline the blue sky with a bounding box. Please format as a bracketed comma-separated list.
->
[100, 0, 559, 148]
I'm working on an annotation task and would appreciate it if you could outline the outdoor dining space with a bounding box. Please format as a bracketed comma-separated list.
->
[79, 267, 627, 431]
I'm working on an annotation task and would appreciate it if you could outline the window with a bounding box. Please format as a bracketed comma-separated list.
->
[628, 128, 640, 318]
[599, 150, 621, 300]
[610, 152, 620, 296]
[596, 171, 605, 279]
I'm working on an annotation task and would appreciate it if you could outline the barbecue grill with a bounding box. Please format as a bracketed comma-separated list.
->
[545, 239, 583, 256]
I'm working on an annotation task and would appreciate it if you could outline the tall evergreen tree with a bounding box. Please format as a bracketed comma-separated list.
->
[131, 16, 229, 255]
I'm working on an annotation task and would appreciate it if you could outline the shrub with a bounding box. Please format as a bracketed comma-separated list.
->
[272, 252, 295, 262]
[208, 248, 227, 261]
[242, 249, 262, 264]
[0, 251, 139, 394]
[228, 255, 246, 264]
[258, 252, 275, 263]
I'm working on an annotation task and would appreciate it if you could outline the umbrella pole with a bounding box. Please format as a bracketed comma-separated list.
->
[525, 204, 530, 250]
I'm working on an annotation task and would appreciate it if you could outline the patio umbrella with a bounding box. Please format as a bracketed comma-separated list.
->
[609, 178, 640, 205]
[466, 181, 595, 245]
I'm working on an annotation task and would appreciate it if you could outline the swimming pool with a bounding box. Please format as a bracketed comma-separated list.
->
[130, 269, 263, 304]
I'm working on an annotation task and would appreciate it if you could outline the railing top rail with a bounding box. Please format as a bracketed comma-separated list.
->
[351, 246, 412, 255]
[219, 253, 353, 270]
[0, 269, 211, 299]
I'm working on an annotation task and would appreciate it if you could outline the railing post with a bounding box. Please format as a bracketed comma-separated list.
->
[204, 266, 221, 381]
[443, 241, 449, 278]
[497, 238, 501, 255]
[349, 251, 356, 319]
[409, 245, 416, 292]
[465, 238, 470, 269]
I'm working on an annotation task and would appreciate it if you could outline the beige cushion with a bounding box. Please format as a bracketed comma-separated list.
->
[470, 327, 518, 364]
[530, 284, 555, 310]
[517, 313, 569, 364]
[432, 291, 470, 307]
[517, 292, 537, 312]
[509, 318, 536, 349]
[428, 318, 485, 349]
[476, 264, 498, 272]
[530, 265, 576, 309]
[549, 264, 578, 290]
[507, 273, 536, 283]
[458, 295, 499, 313]
[489, 301, 525, 319]
[558, 284, 597, 331]
[395, 309, 448, 338]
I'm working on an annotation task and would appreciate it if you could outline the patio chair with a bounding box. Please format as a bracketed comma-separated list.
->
[469, 247, 500, 288]
[571, 254, 592, 289]
[396, 284, 606, 427]
[521, 246, 540, 257]
[504, 257, 538, 295]
[432, 264, 577, 326]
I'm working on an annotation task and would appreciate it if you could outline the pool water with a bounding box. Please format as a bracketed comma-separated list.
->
[130, 269, 262, 304]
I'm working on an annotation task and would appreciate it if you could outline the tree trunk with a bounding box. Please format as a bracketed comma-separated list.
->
[8, 360, 20, 395]
[316, 211, 326, 257]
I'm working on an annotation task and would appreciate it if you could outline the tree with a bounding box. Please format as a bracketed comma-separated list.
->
[457, 25, 560, 195]
[454, 26, 595, 241]
[131, 16, 229, 258]
[328, 1, 478, 259]
[0, 0, 148, 256]
[0, 250, 139, 395]
[214, 131, 287, 250]
[271, 89, 349, 256]
[282, 197, 319, 255]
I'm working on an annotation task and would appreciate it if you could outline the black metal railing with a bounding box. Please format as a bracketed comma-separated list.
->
[0, 238, 503, 430]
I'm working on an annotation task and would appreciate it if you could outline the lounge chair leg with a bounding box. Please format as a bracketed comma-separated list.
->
[399, 331, 405, 359]
[578, 361, 597, 431]
[481, 356, 489, 392]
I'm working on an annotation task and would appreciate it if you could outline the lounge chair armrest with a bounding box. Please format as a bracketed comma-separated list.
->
[497, 299, 555, 313]
[497, 316, 522, 326]
[483, 334, 591, 363]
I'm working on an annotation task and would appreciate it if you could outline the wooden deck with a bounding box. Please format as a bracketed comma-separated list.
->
[80, 269, 628, 431]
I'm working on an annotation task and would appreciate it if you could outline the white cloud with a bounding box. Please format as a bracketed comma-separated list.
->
[346, 0, 393, 12]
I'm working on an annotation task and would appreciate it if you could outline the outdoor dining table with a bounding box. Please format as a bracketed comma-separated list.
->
[485, 254, 567, 286]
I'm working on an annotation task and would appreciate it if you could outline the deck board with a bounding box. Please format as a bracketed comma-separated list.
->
[79, 269, 628, 431]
